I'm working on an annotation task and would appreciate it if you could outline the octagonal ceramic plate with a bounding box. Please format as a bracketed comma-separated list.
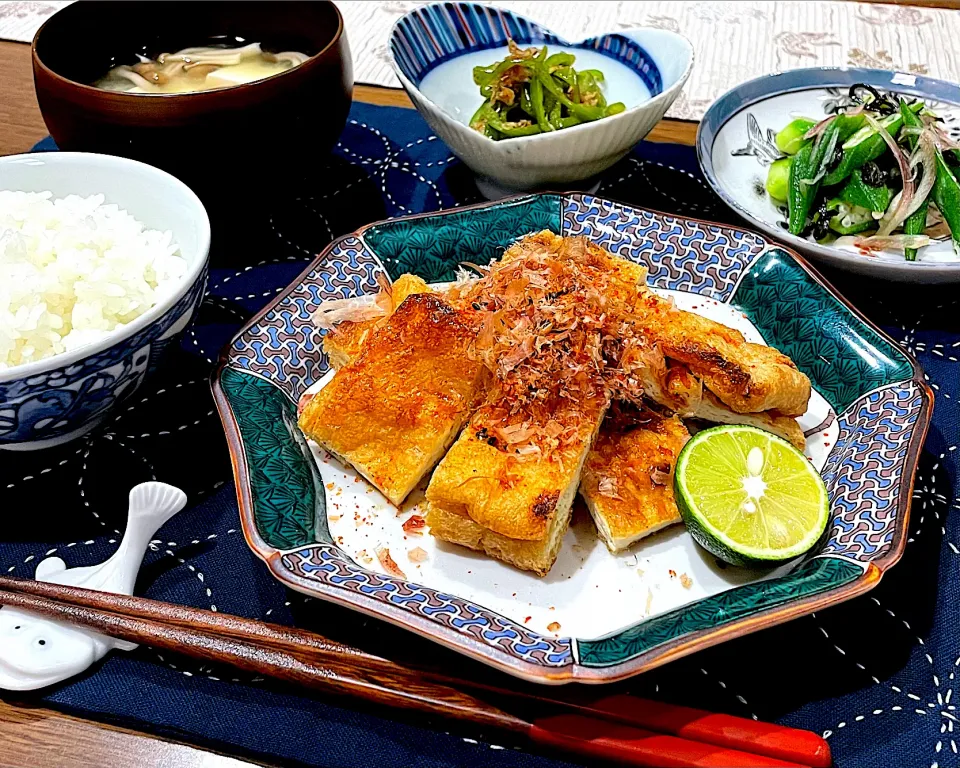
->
[212, 193, 931, 684]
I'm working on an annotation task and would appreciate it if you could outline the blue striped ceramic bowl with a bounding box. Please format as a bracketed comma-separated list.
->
[388, 2, 693, 198]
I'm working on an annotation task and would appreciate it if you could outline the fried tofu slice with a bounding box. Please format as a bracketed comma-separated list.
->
[630, 293, 811, 417]
[579, 404, 690, 552]
[559, 240, 810, 418]
[425, 503, 572, 577]
[497, 230, 649, 302]
[425, 393, 608, 575]
[690, 392, 806, 450]
[321, 274, 432, 369]
[633, 357, 704, 416]
[299, 292, 484, 506]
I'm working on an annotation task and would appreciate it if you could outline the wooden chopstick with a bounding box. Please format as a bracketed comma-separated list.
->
[0, 576, 824, 767]
[0, 584, 529, 733]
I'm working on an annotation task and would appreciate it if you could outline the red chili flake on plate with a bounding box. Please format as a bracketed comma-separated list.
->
[402, 515, 426, 535]
[375, 546, 406, 579]
[668, 569, 677, 578]
[524, 616, 532, 623]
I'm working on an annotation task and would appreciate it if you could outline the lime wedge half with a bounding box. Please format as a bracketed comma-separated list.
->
[675, 425, 829, 566]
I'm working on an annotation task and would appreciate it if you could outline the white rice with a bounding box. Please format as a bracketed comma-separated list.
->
[0, 191, 188, 371]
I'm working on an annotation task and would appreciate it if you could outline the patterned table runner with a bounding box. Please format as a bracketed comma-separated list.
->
[2, 100, 958, 768]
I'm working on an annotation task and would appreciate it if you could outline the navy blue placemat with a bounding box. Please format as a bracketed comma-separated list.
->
[5, 101, 958, 768]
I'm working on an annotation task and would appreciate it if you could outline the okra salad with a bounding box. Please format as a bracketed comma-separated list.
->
[765, 84, 960, 260]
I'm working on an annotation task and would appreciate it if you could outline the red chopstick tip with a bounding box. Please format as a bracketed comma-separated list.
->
[530, 715, 810, 768]
[809, 740, 831, 768]
[589, 695, 831, 767]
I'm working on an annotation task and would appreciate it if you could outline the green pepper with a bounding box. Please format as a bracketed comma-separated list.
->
[484, 116, 542, 138]
[548, 93, 562, 126]
[576, 70, 605, 109]
[493, 116, 585, 136]
[899, 99, 929, 260]
[765, 157, 792, 201]
[473, 64, 497, 87]
[478, 57, 529, 100]
[933, 148, 960, 254]
[788, 143, 816, 235]
[901, 202, 931, 261]
[469, 103, 500, 139]
[776, 119, 817, 155]
[838, 170, 892, 213]
[787, 121, 841, 235]
[520, 84, 534, 118]
[470, 100, 549, 138]
[822, 104, 923, 186]
[545, 52, 575, 68]
[535, 67, 604, 122]
[827, 200, 876, 236]
[551, 66, 577, 90]
[835, 114, 869, 143]
[530, 76, 551, 132]
[469, 43, 619, 140]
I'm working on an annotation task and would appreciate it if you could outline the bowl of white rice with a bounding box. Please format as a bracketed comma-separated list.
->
[0, 152, 210, 450]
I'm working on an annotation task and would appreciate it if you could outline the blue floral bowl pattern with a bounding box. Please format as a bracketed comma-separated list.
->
[0, 271, 207, 449]
[390, 2, 663, 96]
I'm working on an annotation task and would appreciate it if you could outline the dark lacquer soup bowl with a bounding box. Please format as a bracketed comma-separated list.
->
[32, 0, 353, 191]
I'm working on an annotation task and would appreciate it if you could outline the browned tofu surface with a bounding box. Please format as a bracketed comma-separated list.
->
[322, 275, 432, 369]
[634, 294, 811, 416]
[426, 392, 608, 542]
[299, 293, 484, 505]
[579, 403, 690, 551]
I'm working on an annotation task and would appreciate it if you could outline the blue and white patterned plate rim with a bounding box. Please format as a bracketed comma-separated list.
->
[388, 1, 663, 90]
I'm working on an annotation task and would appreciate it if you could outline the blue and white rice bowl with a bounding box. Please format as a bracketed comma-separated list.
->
[0, 152, 210, 450]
